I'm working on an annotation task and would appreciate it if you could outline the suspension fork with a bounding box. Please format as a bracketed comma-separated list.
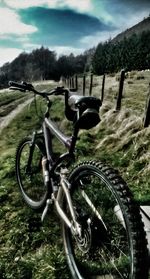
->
[25, 132, 37, 173]
[53, 168, 81, 236]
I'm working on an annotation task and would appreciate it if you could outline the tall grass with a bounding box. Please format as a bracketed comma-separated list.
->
[0, 92, 71, 279]
[0, 74, 150, 278]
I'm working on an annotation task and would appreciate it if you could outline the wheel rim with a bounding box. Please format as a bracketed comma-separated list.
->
[17, 141, 47, 206]
[64, 169, 133, 279]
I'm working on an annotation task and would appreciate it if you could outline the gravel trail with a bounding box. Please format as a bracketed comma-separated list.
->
[0, 98, 33, 134]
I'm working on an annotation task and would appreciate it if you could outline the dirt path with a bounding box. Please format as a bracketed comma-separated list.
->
[0, 97, 33, 134]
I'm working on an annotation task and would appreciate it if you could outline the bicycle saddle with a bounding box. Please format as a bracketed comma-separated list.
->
[65, 92, 101, 130]
[68, 95, 101, 110]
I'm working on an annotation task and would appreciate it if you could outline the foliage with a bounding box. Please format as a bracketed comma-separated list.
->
[92, 31, 150, 75]
[0, 73, 150, 278]
[0, 47, 93, 88]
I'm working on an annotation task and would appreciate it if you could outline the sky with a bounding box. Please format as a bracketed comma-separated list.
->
[0, 0, 150, 66]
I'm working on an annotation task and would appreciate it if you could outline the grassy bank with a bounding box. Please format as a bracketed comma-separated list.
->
[0, 89, 72, 278]
[0, 74, 150, 278]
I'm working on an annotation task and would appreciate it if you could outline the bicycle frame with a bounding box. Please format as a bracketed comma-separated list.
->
[9, 80, 103, 237]
[9, 81, 150, 278]
[39, 112, 82, 236]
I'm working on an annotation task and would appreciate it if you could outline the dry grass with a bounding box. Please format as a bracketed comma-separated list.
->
[0, 74, 150, 278]
[76, 71, 150, 202]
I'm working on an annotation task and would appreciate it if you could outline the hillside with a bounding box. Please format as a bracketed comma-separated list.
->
[112, 15, 150, 43]
[93, 16, 150, 74]
[0, 72, 150, 278]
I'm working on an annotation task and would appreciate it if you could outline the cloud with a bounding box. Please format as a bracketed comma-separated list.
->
[80, 30, 119, 47]
[0, 7, 37, 36]
[115, 10, 150, 30]
[57, 0, 92, 12]
[48, 45, 84, 57]
[118, 0, 150, 6]
[92, 0, 150, 28]
[4, 0, 49, 9]
[1, 0, 150, 67]
[22, 42, 41, 50]
[0, 48, 23, 66]
[4, 0, 92, 13]
[20, 8, 113, 47]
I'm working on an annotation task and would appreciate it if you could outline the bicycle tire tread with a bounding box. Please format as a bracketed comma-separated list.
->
[15, 136, 47, 210]
[69, 160, 149, 279]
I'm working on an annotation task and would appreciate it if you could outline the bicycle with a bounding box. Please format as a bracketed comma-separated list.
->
[9, 80, 149, 279]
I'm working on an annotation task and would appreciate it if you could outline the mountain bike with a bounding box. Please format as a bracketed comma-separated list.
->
[9, 80, 149, 279]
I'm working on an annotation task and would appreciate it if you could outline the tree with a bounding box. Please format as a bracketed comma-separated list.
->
[31, 47, 57, 80]
[92, 30, 150, 74]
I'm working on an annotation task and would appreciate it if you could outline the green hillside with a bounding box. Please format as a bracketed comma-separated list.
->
[0, 73, 150, 278]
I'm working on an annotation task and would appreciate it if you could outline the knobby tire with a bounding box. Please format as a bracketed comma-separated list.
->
[62, 161, 148, 279]
[15, 137, 48, 209]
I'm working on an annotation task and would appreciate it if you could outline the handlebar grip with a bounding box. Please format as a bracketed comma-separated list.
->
[9, 81, 34, 91]
[9, 81, 26, 90]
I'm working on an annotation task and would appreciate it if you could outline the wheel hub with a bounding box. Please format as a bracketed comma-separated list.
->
[75, 227, 91, 253]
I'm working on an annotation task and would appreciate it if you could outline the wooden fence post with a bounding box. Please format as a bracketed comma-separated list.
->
[75, 75, 78, 91]
[144, 83, 150, 127]
[101, 74, 105, 102]
[116, 69, 125, 111]
[69, 77, 72, 89]
[89, 74, 93, 96]
[72, 77, 74, 89]
[70, 77, 73, 88]
[83, 75, 86, 96]
[63, 77, 66, 86]
[67, 77, 69, 88]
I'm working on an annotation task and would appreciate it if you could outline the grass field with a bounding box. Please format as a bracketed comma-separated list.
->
[0, 82, 71, 279]
[0, 73, 150, 278]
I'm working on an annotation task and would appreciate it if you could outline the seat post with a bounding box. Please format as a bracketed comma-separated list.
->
[69, 126, 79, 154]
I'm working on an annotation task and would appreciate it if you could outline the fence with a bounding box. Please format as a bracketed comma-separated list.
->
[143, 83, 150, 127]
[62, 70, 150, 128]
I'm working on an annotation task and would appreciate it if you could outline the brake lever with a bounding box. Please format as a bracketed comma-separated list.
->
[54, 86, 65, 95]
[9, 86, 26, 92]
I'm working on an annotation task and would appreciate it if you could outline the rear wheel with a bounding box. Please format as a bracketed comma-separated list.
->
[15, 137, 48, 209]
[62, 161, 148, 279]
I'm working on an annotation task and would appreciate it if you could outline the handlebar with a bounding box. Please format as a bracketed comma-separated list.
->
[9, 80, 67, 97]
[9, 81, 34, 92]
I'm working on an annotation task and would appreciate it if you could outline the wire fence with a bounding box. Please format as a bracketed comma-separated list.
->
[62, 70, 150, 128]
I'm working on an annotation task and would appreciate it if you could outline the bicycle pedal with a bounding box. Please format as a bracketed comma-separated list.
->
[41, 199, 52, 222]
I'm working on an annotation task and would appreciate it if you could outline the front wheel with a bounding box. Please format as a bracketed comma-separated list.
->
[62, 161, 148, 279]
[15, 136, 48, 209]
